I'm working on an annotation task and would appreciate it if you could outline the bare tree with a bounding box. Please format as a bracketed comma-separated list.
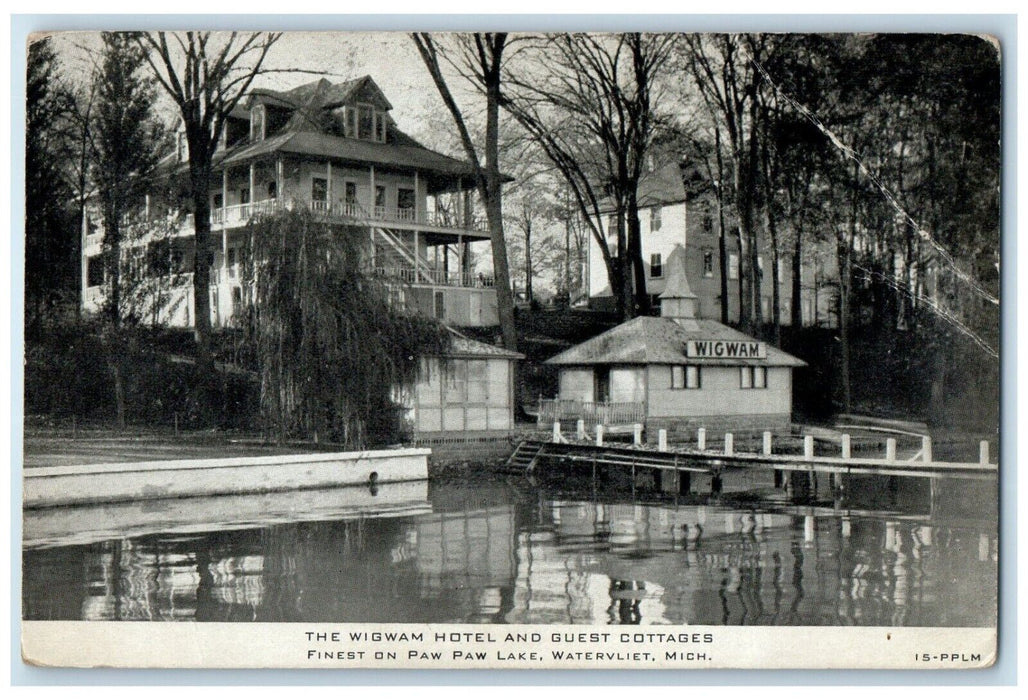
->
[136, 31, 281, 380]
[681, 33, 772, 334]
[503, 33, 674, 320]
[411, 32, 518, 352]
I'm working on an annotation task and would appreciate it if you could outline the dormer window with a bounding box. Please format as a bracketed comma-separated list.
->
[250, 104, 266, 141]
[344, 103, 387, 143]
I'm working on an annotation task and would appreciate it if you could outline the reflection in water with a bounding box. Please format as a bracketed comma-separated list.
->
[23, 470, 997, 626]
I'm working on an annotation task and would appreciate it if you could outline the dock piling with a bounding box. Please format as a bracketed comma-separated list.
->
[921, 436, 933, 463]
[762, 431, 772, 456]
[804, 435, 814, 460]
[804, 515, 815, 542]
[841, 434, 851, 460]
[633, 424, 643, 446]
[697, 428, 706, 451]
[980, 440, 990, 465]
[577, 419, 585, 440]
[886, 438, 897, 462]
[658, 429, 668, 451]
[552, 421, 561, 443]
[724, 433, 734, 456]
[596, 424, 604, 447]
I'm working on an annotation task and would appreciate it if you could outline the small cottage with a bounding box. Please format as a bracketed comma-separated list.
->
[543, 249, 805, 436]
[408, 332, 523, 439]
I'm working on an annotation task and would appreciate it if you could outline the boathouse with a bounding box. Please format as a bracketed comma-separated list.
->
[542, 247, 805, 436]
[407, 332, 523, 442]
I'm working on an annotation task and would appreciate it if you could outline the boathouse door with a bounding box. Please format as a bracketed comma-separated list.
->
[594, 367, 610, 403]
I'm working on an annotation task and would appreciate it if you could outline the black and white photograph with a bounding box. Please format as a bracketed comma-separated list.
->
[18, 27, 1001, 669]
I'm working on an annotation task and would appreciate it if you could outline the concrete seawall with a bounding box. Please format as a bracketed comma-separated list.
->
[23, 448, 431, 508]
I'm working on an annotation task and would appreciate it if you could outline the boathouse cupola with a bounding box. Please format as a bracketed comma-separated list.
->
[658, 245, 699, 331]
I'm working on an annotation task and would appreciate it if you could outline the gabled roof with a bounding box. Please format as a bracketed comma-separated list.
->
[248, 76, 393, 114]
[216, 130, 478, 179]
[544, 316, 805, 367]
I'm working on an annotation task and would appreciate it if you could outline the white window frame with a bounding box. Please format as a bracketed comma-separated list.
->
[740, 366, 767, 389]
[250, 104, 266, 142]
[671, 365, 701, 390]
[650, 205, 662, 231]
[650, 253, 663, 279]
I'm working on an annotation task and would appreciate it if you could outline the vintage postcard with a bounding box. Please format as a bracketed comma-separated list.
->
[20, 28, 1000, 670]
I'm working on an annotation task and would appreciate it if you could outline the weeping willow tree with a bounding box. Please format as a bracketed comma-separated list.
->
[242, 209, 450, 447]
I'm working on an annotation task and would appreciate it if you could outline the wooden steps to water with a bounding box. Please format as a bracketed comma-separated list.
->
[505, 440, 547, 471]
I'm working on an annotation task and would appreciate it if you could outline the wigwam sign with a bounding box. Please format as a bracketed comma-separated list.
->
[685, 340, 767, 360]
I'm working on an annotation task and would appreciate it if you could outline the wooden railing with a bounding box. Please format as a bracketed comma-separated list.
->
[537, 398, 645, 427]
[373, 266, 494, 288]
[206, 198, 489, 233]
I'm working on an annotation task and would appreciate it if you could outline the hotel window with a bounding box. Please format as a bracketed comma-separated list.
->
[375, 185, 387, 209]
[397, 187, 416, 219]
[607, 214, 617, 235]
[86, 256, 104, 287]
[344, 181, 357, 205]
[345, 107, 357, 138]
[212, 193, 223, 210]
[250, 105, 265, 141]
[267, 180, 278, 199]
[728, 253, 739, 280]
[703, 251, 714, 277]
[311, 177, 328, 205]
[358, 104, 374, 140]
[650, 205, 662, 231]
[671, 365, 701, 390]
[240, 188, 250, 205]
[740, 366, 767, 389]
[375, 112, 387, 142]
[650, 253, 663, 278]
[170, 248, 186, 274]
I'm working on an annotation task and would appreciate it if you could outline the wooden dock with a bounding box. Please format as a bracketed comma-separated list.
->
[514, 423, 997, 482]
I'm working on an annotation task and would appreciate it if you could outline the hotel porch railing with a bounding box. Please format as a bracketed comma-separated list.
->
[537, 398, 646, 427]
[373, 266, 494, 288]
[205, 198, 488, 234]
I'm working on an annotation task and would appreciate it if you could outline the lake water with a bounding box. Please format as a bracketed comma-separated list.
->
[22, 464, 997, 626]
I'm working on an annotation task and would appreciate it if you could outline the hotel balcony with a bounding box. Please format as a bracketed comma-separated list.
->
[202, 197, 489, 237]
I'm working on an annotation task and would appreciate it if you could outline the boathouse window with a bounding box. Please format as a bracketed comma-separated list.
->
[671, 365, 701, 390]
[740, 366, 767, 389]
[650, 253, 663, 278]
[650, 205, 662, 231]
[444, 360, 467, 403]
[703, 251, 714, 277]
[86, 256, 104, 287]
[467, 360, 490, 403]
